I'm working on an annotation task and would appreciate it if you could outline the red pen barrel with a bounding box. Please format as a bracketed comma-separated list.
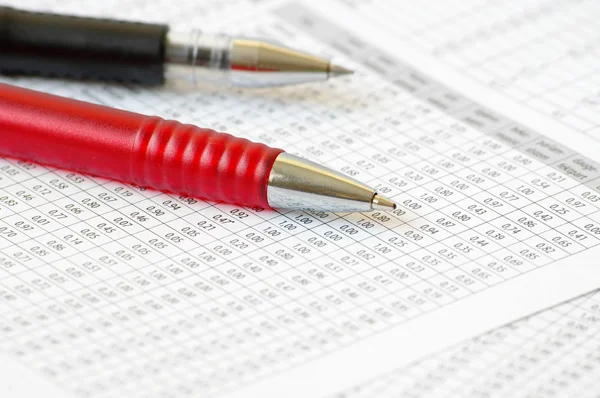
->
[0, 83, 283, 208]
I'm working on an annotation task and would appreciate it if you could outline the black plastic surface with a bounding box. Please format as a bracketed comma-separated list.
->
[0, 7, 168, 85]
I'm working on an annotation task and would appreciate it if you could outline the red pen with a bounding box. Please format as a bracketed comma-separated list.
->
[0, 83, 395, 212]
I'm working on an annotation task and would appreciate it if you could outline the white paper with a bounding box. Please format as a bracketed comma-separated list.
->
[321, 1, 600, 396]
[333, 0, 600, 139]
[1, 1, 600, 398]
[334, 288, 600, 398]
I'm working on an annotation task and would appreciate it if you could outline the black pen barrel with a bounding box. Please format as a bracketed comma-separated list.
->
[0, 6, 168, 84]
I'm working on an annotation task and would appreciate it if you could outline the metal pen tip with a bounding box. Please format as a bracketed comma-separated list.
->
[371, 194, 397, 211]
[328, 64, 354, 77]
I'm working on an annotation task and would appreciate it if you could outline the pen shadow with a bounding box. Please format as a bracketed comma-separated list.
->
[161, 76, 376, 114]
[2, 74, 379, 126]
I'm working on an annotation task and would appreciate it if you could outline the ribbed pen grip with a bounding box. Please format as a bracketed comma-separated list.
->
[133, 118, 283, 208]
[0, 82, 283, 209]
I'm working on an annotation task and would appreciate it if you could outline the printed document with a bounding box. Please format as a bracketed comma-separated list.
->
[1, 1, 600, 397]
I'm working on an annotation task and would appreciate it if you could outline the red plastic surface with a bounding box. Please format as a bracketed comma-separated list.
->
[0, 83, 284, 208]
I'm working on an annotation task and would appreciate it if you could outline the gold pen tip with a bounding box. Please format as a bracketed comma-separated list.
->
[328, 63, 354, 77]
[371, 194, 397, 211]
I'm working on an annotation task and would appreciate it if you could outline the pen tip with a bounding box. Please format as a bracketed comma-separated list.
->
[371, 194, 397, 211]
[328, 63, 354, 77]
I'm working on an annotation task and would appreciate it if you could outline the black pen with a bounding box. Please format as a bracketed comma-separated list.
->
[0, 6, 352, 87]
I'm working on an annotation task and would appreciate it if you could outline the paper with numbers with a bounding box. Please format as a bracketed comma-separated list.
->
[321, 1, 600, 397]
[1, 1, 600, 398]
[334, 288, 600, 398]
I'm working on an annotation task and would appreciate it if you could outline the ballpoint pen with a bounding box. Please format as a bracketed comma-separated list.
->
[0, 83, 396, 212]
[0, 6, 352, 88]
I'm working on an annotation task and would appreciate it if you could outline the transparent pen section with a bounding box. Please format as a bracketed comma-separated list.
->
[163, 31, 337, 87]
[164, 30, 233, 86]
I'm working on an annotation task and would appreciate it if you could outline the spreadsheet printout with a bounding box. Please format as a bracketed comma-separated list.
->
[1, 1, 600, 398]
[332, 0, 600, 139]
[334, 288, 600, 398]
[314, 1, 600, 397]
